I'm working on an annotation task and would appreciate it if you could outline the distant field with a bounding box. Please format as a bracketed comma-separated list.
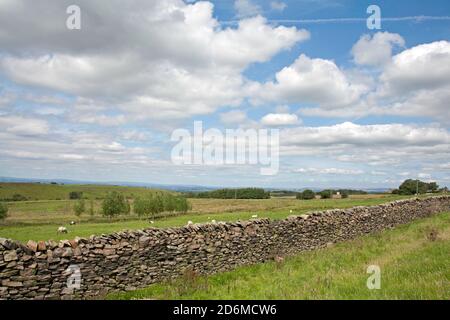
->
[0, 182, 163, 201]
[109, 212, 450, 300]
[0, 193, 414, 242]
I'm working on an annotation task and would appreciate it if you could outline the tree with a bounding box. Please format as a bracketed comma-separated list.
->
[296, 189, 315, 200]
[134, 193, 191, 218]
[133, 196, 151, 218]
[341, 191, 349, 199]
[0, 202, 8, 220]
[73, 199, 85, 217]
[396, 179, 439, 195]
[102, 192, 129, 218]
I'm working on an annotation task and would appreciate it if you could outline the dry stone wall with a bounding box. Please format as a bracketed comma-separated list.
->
[1, 196, 449, 300]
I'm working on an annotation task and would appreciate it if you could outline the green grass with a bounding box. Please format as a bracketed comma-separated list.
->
[108, 212, 450, 300]
[0, 195, 414, 242]
[0, 182, 165, 201]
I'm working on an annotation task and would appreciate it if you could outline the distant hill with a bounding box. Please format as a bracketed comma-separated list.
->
[0, 176, 217, 193]
[0, 176, 393, 195]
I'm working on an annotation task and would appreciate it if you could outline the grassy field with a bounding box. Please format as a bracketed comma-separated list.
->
[0, 194, 413, 242]
[108, 211, 450, 300]
[0, 182, 163, 201]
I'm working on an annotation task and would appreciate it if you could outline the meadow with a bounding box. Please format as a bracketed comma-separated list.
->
[108, 211, 450, 300]
[0, 183, 447, 300]
[0, 182, 413, 242]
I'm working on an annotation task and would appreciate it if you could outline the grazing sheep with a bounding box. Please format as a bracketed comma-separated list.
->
[274, 256, 284, 264]
[211, 219, 216, 224]
[289, 210, 293, 213]
[70, 221, 76, 225]
[149, 220, 154, 224]
[57, 226, 68, 234]
[187, 220, 193, 225]
[251, 214, 258, 218]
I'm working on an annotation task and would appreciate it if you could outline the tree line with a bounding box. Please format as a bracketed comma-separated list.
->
[185, 188, 270, 199]
[296, 189, 367, 200]
[72, 191, 191, 219]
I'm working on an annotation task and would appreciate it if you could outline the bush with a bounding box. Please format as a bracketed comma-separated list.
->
[73, 199, 86, 217]
[69, 191, 83, 200]
[296, 189, 315, 200]
[11, 194, 28, 201]
[0, 202, 8, 220]
[341, 191, 349, 199]
[320, 190, 332, 199]
[102, 192, 130, 218]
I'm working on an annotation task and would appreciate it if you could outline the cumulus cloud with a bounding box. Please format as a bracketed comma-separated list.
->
[351, 32, 405, 66]
[261, 113, 300, 126]
[370, 40, 450, 122]
[255, 54, 367, 108]
[0, 1, 309, 124]
[296, 40, 450, 123]
[378, 40, 450, 96]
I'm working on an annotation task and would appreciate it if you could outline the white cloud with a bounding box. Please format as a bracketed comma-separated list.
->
[121, 130, 148, 142]
[351, 32, 405, 66]
[280, 122, 450, 170]
[297, 40, 450, 122]
[379, 40, 450, 96]
[0, 2, 308, 124]
[373, 40, 450, 122]
[255, 54, 367, 108]
[261, 113, 300, 126]
[281, 122, 450, 148]
[0, 116, 49, 136]
[234, 0, 262, 18]
[270, 1, 287, 12]
[418, 173, 432, 179]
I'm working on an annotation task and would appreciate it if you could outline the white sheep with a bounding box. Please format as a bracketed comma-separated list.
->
[251, 214, 258, 218]
[289, 210, 293, 213]
[211, 219, 216, 224]
[187, 220, 193, 225]
[57, 226, 68, 234]
[149, 220, 154, 224]
[70, 221, 76, 225]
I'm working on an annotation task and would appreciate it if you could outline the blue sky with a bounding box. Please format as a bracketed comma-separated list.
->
[0, 0, 449, 189]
